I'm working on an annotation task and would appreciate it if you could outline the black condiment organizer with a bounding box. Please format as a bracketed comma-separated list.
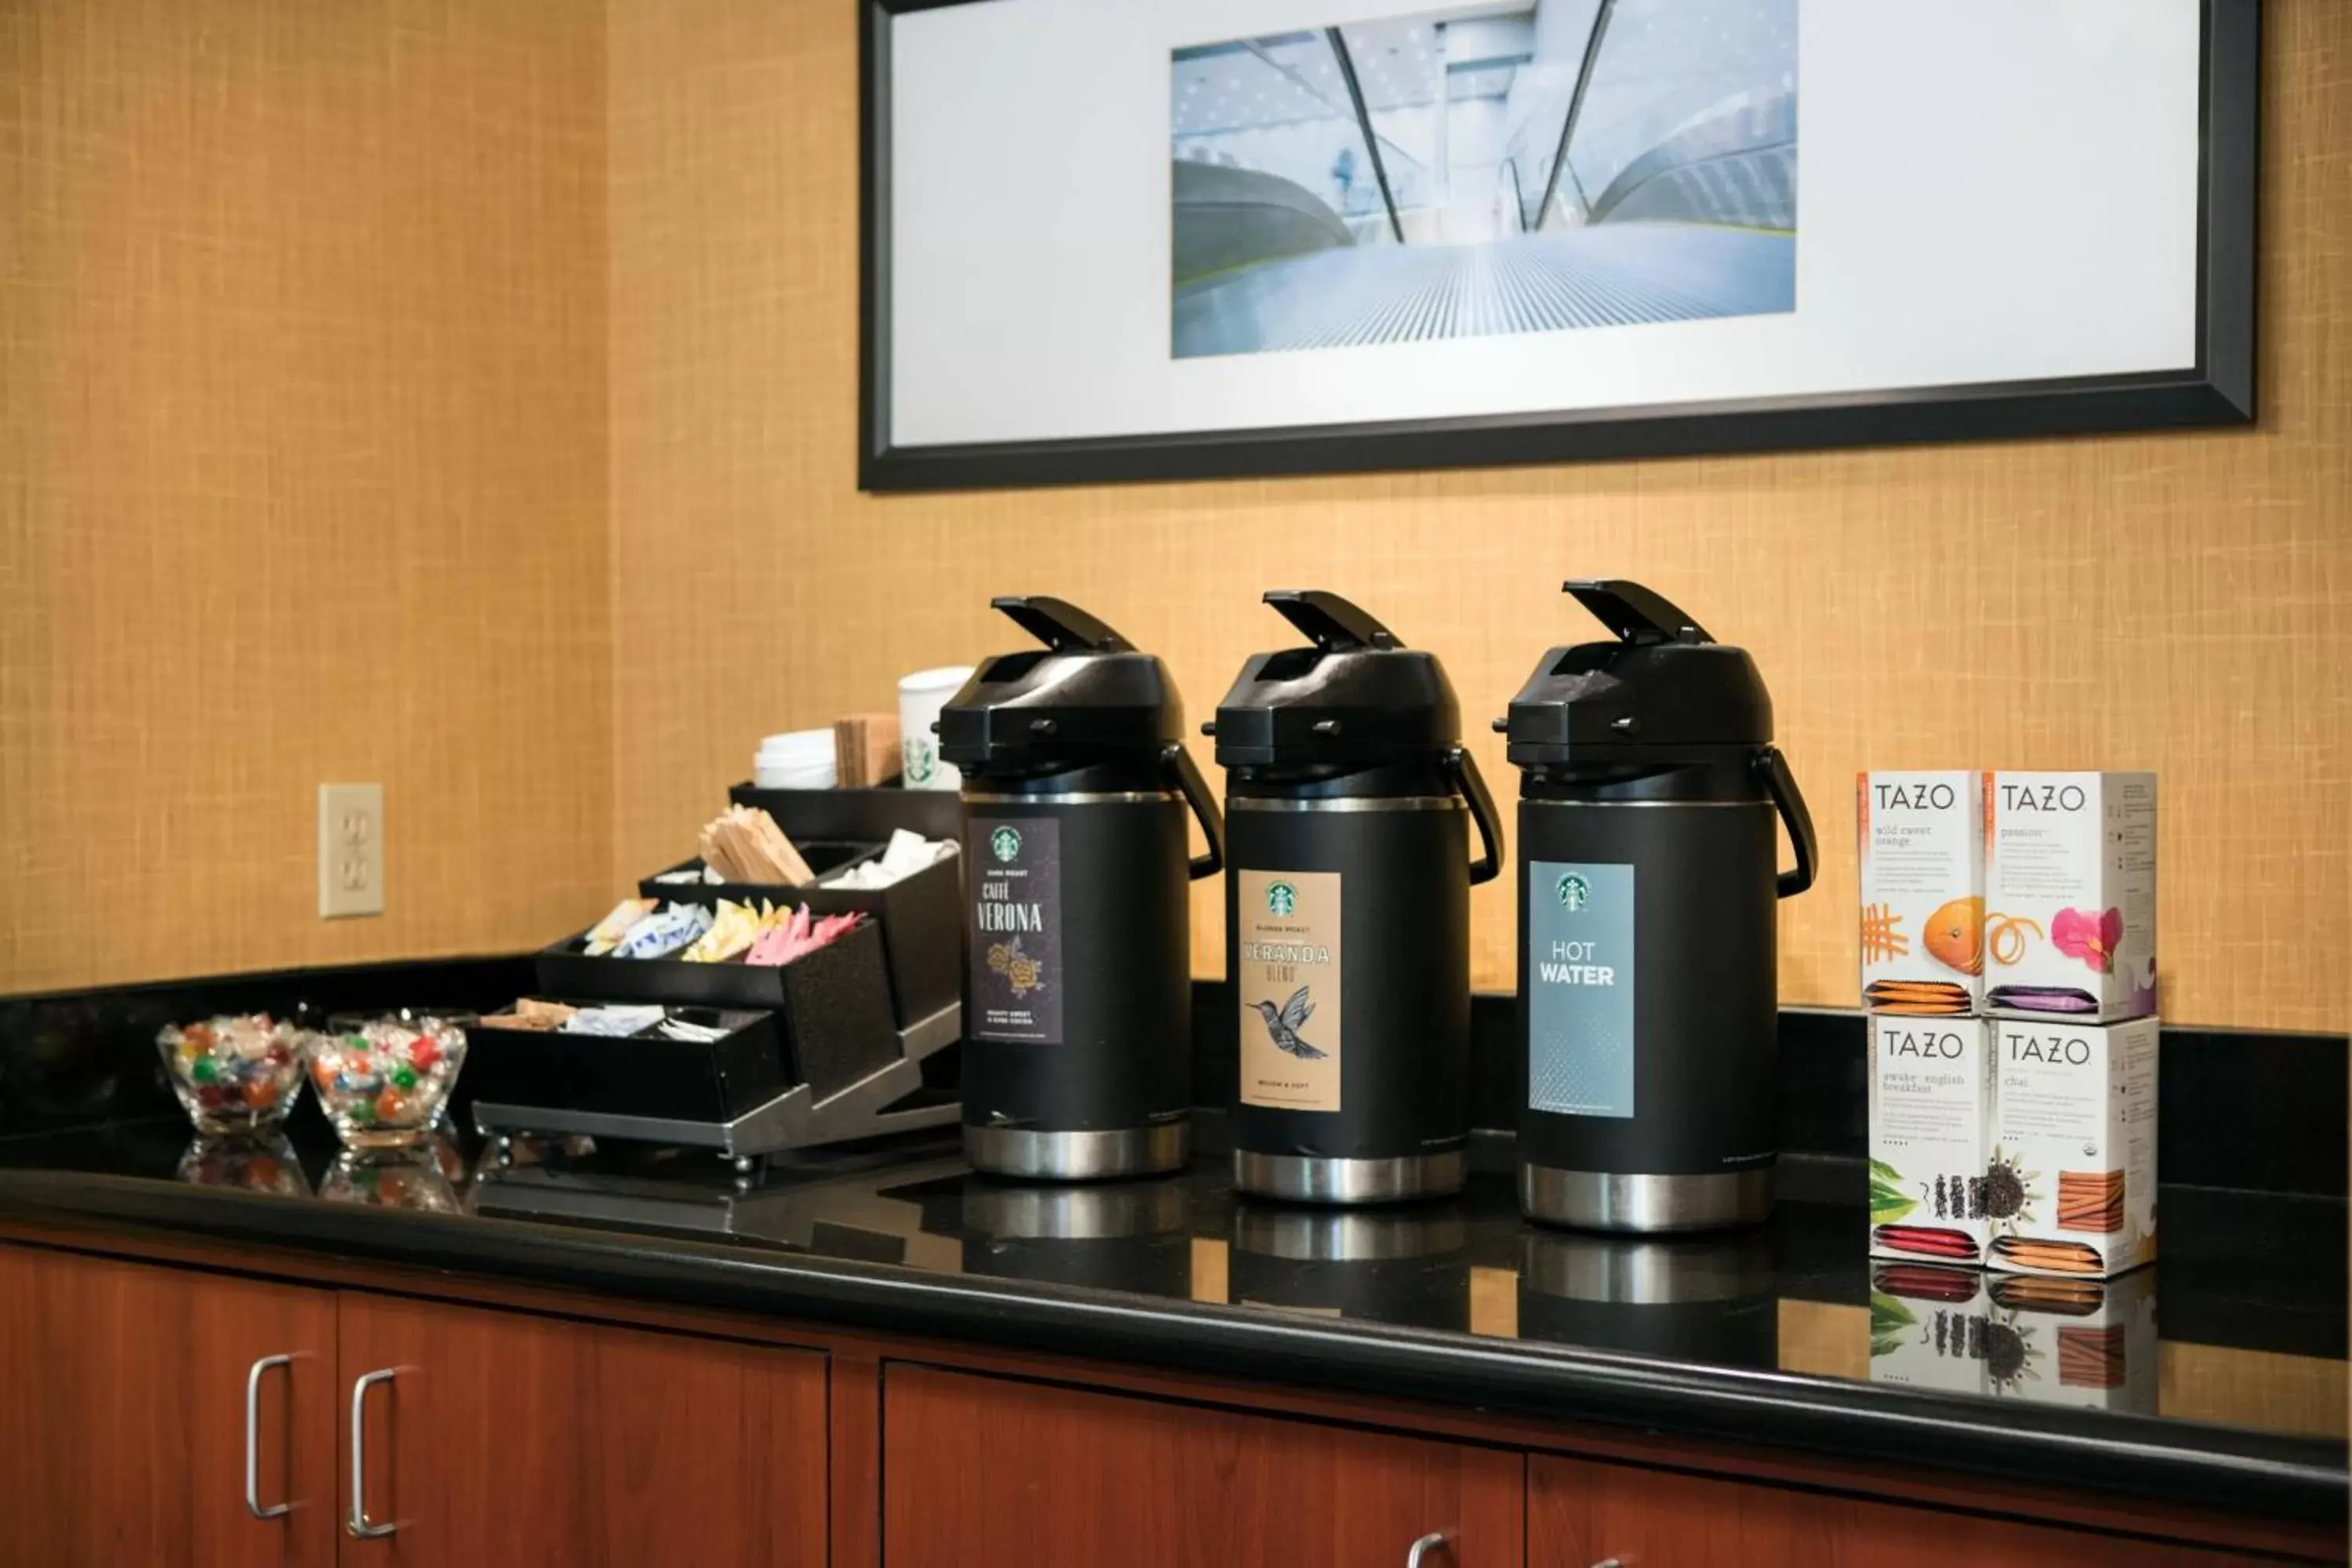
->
[535, 917, 903, 1098]
[467, 1005, 786, 1125]
[494, 918, 960, 1160]
[636, 849, 960, 1038]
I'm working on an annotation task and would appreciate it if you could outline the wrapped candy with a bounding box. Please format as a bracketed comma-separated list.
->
[155, 1014, 309, 1135]
[310, 1014, 468, 1149]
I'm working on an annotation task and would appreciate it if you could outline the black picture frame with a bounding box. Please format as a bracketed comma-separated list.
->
[859, 0, 2256, 494]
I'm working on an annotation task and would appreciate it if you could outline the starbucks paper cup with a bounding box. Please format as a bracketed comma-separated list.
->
[898, 666, 975, 790]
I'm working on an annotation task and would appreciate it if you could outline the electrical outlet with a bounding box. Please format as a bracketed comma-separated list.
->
[318, 783, 385, 918]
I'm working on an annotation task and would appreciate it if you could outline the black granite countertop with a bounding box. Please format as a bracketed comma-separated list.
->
[0, 1109, 2341, 1526]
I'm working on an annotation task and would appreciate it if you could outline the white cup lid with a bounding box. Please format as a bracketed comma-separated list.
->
[756, 728, 834, 760]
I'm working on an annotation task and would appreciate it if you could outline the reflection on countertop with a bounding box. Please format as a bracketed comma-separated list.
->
[7, 1107, 2340, 1450]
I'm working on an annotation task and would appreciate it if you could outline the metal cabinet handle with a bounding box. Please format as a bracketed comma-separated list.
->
[347, 1367, 399, 1538]
[243, 1355, 293, 1519]
[1406, 1532, 1451, 1567]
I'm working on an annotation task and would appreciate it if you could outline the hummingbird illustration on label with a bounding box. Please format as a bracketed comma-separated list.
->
[1250, 985, 1324, 1060]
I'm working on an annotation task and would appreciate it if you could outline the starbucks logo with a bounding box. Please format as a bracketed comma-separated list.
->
[903, 737, 937, 786]
[1265, 880, 1298, 917]
[989, 826, 1022, 863]
[1557, 872, 1590, 911]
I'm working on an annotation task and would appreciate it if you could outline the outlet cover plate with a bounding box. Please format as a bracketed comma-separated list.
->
[318, 783, 385, 918]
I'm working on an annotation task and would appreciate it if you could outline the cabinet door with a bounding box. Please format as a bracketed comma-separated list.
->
[336, 1292, 826, 1566]
[1528, 1454, 2256, 1566]
[882, 1364, 1523, 1568]
[0, 1243, 337, 1568]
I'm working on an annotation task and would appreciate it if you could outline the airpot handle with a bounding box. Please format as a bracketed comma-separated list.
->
[1263, 590, 1403, 651]
[1564, 580, 1713, 646]
[1757, 746, 1818, 899]
[1446, 747, 1504, 887]
[1164, 745, 1227, 880]
[990, 596, 1134, 653]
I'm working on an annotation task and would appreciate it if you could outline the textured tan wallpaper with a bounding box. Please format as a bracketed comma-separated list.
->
[608, 0, 2350, 1032]
[0, 0, 612, 993]
[6, 1, 2344, 1030]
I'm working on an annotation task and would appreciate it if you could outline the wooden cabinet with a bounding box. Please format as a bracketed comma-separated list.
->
[1527, 1454, 2271, 1567]
[336, 1292, 826, 1566]
[2, 1240, 2328, 1568]
[0, 1243, 827, 1568]
[0, 1245, 338, 1568]
[881, 1364, 1524, 1568]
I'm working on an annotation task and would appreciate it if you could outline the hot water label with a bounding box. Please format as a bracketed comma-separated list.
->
[1528, 861, 1635, 1120]
[1237, 869, 1343, 1112]
[967, 817, 1063, 1044]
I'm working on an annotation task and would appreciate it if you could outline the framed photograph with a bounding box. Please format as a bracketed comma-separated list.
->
[861, 0, 2253, 492]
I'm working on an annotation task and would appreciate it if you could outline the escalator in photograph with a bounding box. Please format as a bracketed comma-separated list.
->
[1171, 0, 1797, 358]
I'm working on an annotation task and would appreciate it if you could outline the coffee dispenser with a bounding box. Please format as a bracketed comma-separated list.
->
[939, 597, 1225, 1180]
[1211, 592, 1501, 1203]
[1503, 581, 1816, 1232]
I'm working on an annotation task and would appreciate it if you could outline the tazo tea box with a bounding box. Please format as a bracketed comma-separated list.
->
[1868, 1016, 1992, 1268]
[1984, 771, 2156, 1020]
[1987, 1018, 2158, 1279]
[1857, 771, 1984, 1016]
[1867, 1261, 1990, 1398]
[1982, 1268, 2158, 1413]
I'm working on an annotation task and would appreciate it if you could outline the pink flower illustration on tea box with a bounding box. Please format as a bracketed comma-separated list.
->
[2049, 906, 2124, 972]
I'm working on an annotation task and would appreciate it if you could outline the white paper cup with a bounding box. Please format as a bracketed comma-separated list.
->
[898, 666, 974, 791]
[754, 729, 837, 790]
[756, 760, 837, 789]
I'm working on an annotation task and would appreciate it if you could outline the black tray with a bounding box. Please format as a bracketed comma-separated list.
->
[466, 1004, 786, 1125]
[532, 918, 900, 1100]
[728, 781, 962, 842]
[633, 850, 960, 1031]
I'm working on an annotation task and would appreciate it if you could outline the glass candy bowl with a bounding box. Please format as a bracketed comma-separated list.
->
[313, 1013, 470, 1149]
[155, 1015, 310, 1135]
